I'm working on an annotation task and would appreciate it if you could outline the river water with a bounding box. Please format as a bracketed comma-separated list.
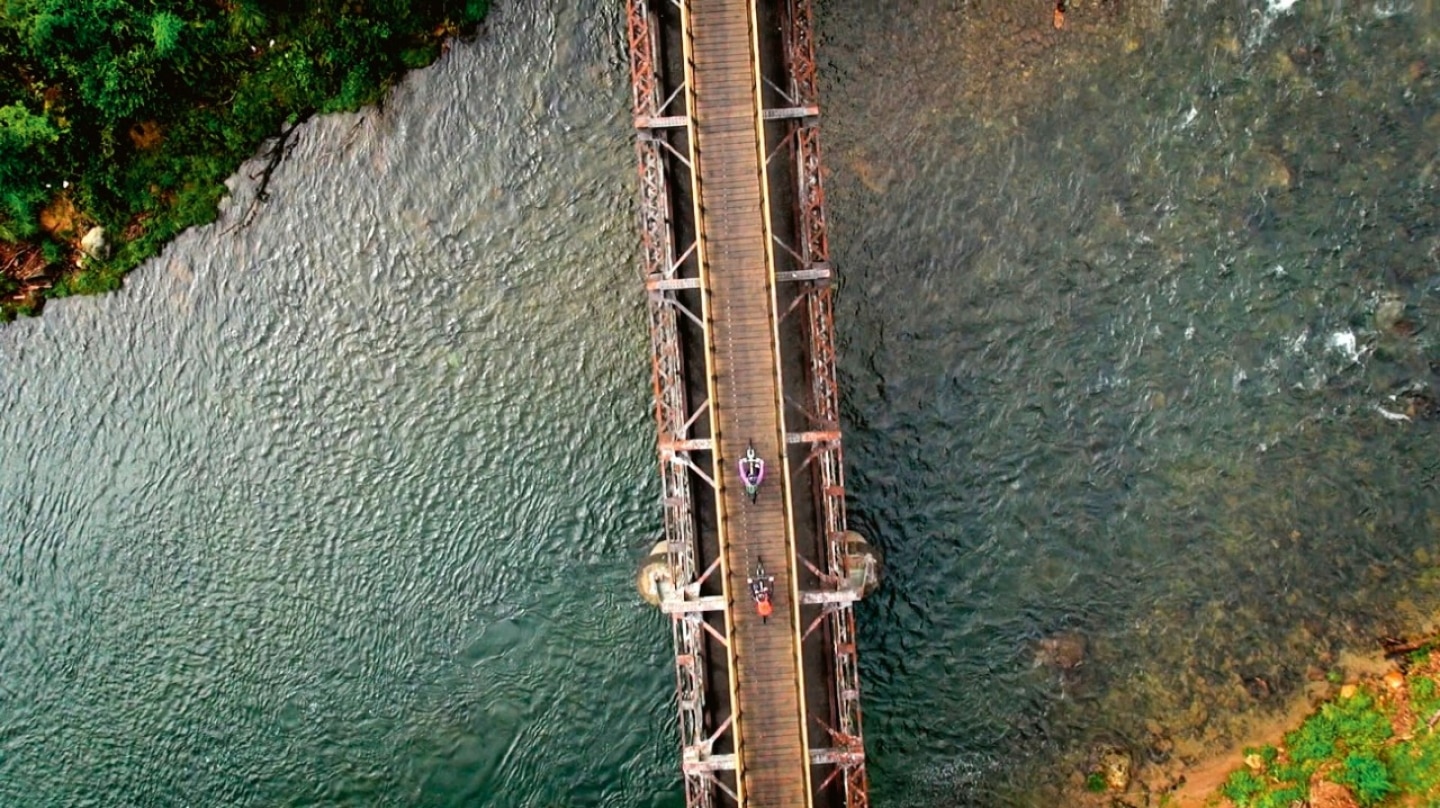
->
[0, 1, 1436, 806]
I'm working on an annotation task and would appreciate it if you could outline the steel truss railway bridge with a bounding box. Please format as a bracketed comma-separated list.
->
[626, 1, 876, 806]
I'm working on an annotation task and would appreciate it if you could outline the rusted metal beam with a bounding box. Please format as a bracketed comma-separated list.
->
[663, 595, 729, 613]
[629, 0, 723, 806]
[778, 0, 870, 805]
[648, 276, 703, 291]
[662, 436, 715, 453]
[800, 590, 861, 605]
[810, 747, 867, 766]
[777, 265, 831, 283]
[787, 429, 841, 444]
[684, 753, 739, 773]
[763, 105, 819, 120]
[638, 114, 690, 129]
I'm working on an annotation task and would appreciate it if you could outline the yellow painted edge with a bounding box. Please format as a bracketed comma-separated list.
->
[747, 3, 816, 804]
[678, 3, 746, 803]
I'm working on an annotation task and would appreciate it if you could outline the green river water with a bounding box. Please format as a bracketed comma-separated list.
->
[0, 1, 1437, 806]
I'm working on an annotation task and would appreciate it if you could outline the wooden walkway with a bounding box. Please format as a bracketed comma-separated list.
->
[683, 1, 812, 805]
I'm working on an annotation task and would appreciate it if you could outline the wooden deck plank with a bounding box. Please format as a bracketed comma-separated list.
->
[684, 0, 815, 804]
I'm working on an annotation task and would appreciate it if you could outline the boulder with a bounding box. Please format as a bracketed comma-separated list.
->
[1098, 746, 1131, 791]
[80, 226, 109, 261]
[1375, 295, 1405, 334]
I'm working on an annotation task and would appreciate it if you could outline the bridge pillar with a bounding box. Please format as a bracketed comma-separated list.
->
[637, 539, 674, 607]
[841, 532, 881, 598]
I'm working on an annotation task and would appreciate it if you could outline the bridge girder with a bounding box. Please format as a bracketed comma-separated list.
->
[627, 0, 868, 804]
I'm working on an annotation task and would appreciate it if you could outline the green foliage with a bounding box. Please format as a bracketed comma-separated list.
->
[1213, 676, 1440, 808]
[400, 42, 440, 70]
[1246, 744, 1280, 768]
[1413, 676, 1438, 711]
[150, 11, 185, 57]
[1286, 711, 1339, 765]
[38, 239, 63, 264]
[0, 187, 44, 239]
[1336, 752, 1394, 806]
[0, 0, 490, 319]
[465, 0, 489, 20]
[1286, 692, 1391, 771]
[225, 0, 268, 39]
[0, 102, 58, 152]
[18, 0, 201, 123]
[1331, 693, 1393, 750]
[1084, 772, 1106, 793]
[1222, 769, 1266, 805]
[0, 102, 60, 234]
[1253, 784, 1306, 808]
[1270, 760, 1309, 785]
[1390, 729, 1440, 800]
[67, 263, 122, 295]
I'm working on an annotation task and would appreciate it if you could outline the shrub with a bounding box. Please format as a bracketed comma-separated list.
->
[1254, 784, 1306, 808]
[1245, 744, 1280, 768]
[1222, 769, 1266, 805]
[1412, 676, 1438, 710]
[1, 0, 493, 319]
[1287, 712, 1339, 766]
[1336, 752, 1394, 806]
[1287, 692, 1391, 772]
[1389, 730, 1440, 800]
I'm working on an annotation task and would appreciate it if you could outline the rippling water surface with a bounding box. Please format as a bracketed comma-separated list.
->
[821, 0, 1439, 803]
[0, 0, 1437, 806]
[0, 4, 678, 806]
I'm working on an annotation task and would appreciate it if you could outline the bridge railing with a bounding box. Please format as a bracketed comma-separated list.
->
[781, 0, 869, 804]
[628, 0, 869, 803]
[627, 2, 725, 806]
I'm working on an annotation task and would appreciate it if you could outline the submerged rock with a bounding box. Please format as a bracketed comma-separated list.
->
[1097, 746, 1132, 791]
[1035, 631, 1088, 670]
[1401, 388, 1437, 420]
[1375, 294, 1407, 335]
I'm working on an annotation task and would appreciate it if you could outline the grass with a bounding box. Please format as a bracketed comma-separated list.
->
[1207, 651, 1440, 807]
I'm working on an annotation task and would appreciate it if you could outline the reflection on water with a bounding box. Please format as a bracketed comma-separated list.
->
[820, 0, 1439, 803]
[0, 0, 1435, 806]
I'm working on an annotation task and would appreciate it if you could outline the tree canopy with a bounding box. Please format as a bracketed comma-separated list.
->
[0, 0, 489, 317]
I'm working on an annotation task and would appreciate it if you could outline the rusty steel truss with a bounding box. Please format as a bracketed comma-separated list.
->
[627, 2, 726, 807]
[777, 0, 870, 805]
[624, 1, 708, 806]
[627, 0, 867, 805]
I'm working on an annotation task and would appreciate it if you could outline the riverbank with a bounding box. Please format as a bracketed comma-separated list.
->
[1045, 632, 1440, 807]
[0, 0, 489, 322]
[1198, 643, 1440, 808]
